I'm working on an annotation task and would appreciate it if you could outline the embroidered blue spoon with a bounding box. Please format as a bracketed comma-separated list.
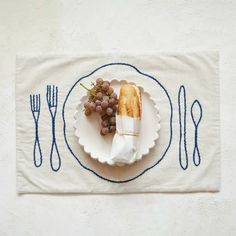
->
[191, 100, 203, 166]
[30, 94, 43, 167]
[178, 85, 188, 170]
[46, 85, 61, 172]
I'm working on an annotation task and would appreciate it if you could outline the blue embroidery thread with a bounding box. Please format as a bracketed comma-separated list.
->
[191, 100, 203, 166]
[62, 62, 173, 183]
[30, 94, 43, 167]
[178, 85, 188, 170]
[46, 85, 61, 172]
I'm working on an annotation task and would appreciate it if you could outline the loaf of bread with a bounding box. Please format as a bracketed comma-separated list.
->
[118, 84, 141, 118]
[110, 83, 141, 164]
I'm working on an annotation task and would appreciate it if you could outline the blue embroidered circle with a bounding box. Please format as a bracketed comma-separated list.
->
[62, 62, 173, 183]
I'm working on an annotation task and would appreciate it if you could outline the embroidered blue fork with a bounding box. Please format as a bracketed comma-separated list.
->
[46, 85, 61, 172]
[30, 94, 43, 167]
[191, 100, 203, 166]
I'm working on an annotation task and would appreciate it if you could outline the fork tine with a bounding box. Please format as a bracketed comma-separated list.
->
[49, 85, 52, 106]
[49, 85, 51, 105]
[52, 85, 55, 106]
[35, 95, 37, 111]
[48, 85, 51, 104]
[37, 94, 39, 111]
[34, 95, 36, 111]
[46, 85, 49, 103]
[36, 94, 38, 111]
[32, 94, 34, 111]
[33, 94, 36, 111]
[38, 94, 40, 110]
[55, 86, 58, 106]
[30, 95, 33, 111]
[36, 94, 39, 111]
[51, 85, 53, 106]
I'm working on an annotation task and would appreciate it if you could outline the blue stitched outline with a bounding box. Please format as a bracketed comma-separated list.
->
[62, 62, 173, 183]
[30, 94, 43, 167]
[46, 85, 61, 172]
[191, 100, 203, 166]
[178, 85, 188, 170]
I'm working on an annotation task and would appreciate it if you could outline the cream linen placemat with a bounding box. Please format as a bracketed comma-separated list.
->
[16, 52, 220, 193]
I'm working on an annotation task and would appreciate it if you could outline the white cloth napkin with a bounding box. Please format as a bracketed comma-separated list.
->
[16, 52, 220, 193]
[110, 115, 140, 165]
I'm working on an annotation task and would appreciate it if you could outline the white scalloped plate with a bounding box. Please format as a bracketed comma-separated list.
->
[74, 80, 161, 166]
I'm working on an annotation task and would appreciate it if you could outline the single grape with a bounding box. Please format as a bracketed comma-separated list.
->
[110, 92, 117, 99]
[100, 130, 105, 136]
[89, 102, 96, 111]
[109, 117, 116, 125]
[104, 80, 110, 86]
[101, 127, 109, 135]
[84, 102, 90, 109]
[100, 109, 106, 116]
[95, 100, 101, 106]
[106, 107, 113, 116]
[108, 98, 116, 106]
[103, 95, 109, 101]
[109, 125, 116, 133]
[96, 92, 103, 100]
[101, 100, 108, 109]
[95, 105, 102, 113]
[107, 86, 114, 95]
[102, 82, 109, 91]
[101, 114, 108, 121]
[101, 120, 109, 127]
[85, 109, 91, 116]
[112, 105, 117, 112]
[96, 78, 103, 85]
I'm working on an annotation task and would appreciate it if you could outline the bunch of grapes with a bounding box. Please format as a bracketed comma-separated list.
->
[80, 78, 118, 136]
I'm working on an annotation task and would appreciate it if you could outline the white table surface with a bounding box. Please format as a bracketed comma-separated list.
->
[1, 1, 236, 235]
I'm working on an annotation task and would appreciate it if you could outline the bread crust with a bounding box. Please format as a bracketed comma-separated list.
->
[118, 84, 141, 118]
